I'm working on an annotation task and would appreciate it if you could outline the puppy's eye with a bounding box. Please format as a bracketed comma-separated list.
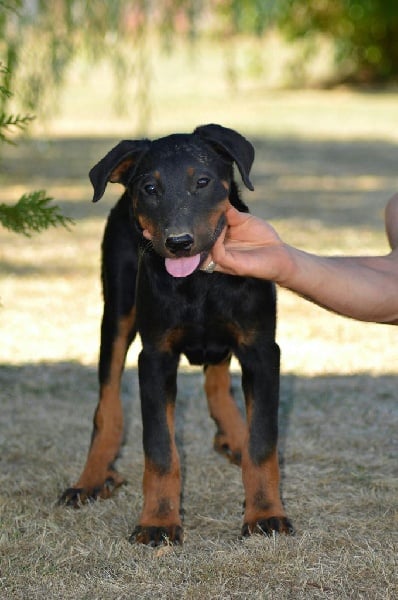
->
[196, 177, 210, 189]
[144, 183, 157, 195]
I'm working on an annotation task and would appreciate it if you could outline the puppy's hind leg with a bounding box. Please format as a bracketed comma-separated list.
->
[204, 360, 247, 466]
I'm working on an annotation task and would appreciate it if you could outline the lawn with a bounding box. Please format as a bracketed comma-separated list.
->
[0, 50, 397, 598]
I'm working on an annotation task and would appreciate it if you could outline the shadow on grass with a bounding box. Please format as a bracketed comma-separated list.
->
[1, 360, 396, 518]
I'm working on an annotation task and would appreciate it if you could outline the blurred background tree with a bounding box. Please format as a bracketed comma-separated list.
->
[1, 0, 398, 121]
[1, 0, 397, 237]
[277, 0, 398, 84]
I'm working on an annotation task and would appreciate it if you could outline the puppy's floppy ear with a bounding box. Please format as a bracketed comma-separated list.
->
[193, 124, 255, 190]
[89, 139, 151, 202]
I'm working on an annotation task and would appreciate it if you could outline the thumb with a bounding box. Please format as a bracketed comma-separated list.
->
[224, 206, 251, 228]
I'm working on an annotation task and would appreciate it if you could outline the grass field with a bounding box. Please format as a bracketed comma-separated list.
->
[0, 47, 397, 598]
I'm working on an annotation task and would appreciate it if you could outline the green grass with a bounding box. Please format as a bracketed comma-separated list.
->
[0, 42, 397, 598]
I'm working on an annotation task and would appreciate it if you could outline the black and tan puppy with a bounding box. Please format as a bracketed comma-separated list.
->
[59, 124, 293, 545]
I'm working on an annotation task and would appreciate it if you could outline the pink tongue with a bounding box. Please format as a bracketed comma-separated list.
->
[165, 254, 201, 277]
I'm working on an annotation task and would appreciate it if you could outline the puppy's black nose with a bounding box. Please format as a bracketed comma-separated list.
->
[165, 233, 194, 254]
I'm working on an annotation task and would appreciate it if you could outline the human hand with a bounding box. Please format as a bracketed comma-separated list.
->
[205, 207, 290, 281]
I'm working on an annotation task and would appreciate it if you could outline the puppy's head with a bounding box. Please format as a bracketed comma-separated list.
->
[90, 124, 255, 277]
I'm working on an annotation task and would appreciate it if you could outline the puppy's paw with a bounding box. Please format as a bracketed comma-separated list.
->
[58, 473, 125, 507]
[213, 433, 242, 466]
[129, 524, 184, 547]
[242, 516, 295, 537]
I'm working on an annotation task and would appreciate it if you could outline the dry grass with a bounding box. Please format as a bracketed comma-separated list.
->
[1, 365, 396, 599]
[1, 50, 397, 598]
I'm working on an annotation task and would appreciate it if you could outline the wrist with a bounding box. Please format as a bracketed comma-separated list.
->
[272, 243, 298, 287]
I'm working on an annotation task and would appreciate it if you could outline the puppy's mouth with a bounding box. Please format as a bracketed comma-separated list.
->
[163, 214, 226, 278]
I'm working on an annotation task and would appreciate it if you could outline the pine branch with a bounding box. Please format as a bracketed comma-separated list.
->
[0, 63, 34, 143]
[0, 111, 34, 144]
[0, 191, 74, 236]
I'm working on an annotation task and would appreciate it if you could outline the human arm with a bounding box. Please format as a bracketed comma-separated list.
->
[208, 203, 398, 325]
[273, 246, 398, 324]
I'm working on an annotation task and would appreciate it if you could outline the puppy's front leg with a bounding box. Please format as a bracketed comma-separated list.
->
[130, 348, 183, 546]
[238, 341, 294, 537]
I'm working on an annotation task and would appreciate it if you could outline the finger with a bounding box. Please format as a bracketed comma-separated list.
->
[216, 224, 228, 246]
[211, 227, 229, 263]
[224, 206, 251, 227]
[199, 221, 228, 273]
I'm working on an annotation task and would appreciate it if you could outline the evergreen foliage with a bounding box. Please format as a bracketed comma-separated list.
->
[0, 190, 73, 236]
[0, 62, 72, 236]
